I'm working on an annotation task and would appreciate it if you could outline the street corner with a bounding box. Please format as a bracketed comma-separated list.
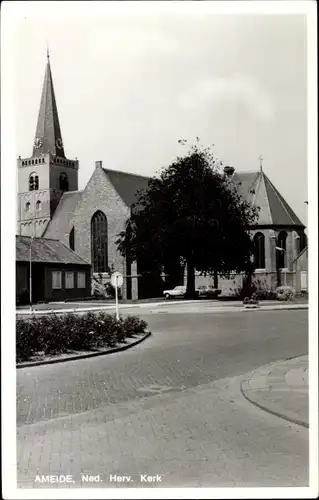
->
[240, 356, 309, 428]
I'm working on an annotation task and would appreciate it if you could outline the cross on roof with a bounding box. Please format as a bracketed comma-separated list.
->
[258, 154, 263, 171]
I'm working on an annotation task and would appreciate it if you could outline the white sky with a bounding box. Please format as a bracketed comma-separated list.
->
[4, 1, 313, 224]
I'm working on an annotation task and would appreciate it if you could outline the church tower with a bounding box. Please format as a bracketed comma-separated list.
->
[17, 51, 79, 237]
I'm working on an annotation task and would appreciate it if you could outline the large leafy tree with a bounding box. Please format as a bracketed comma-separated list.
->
[116, 141, 259, 297]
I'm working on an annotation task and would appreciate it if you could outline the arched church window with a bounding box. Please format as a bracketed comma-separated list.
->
[36, 200, 41, 211]
[277, 231, 287, 269]
[25, 202, 31, 212]
[29, 173, 39, 191]
[253, 232, 265, 268]
[69, 227, 75, 251]
[59, 173, 69, 191]
[91, 211, 108, 273]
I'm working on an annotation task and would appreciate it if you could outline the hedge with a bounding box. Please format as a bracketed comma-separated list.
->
[16, 312, 148, 362]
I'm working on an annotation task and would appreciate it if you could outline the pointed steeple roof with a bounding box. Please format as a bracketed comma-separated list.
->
[233, 170, 304, 228]
[32, 51, 65, 157]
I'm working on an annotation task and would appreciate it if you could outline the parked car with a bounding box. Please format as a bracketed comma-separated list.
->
[163, 285, 186, 299]
[197, 285, 222, 299]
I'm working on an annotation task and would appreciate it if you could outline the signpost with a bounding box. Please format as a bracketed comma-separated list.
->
[110, 271, 123, 320]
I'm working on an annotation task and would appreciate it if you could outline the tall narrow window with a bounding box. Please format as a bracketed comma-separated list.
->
[253, 232, 265, 269]
[59, 172, 69, 191]
[91, 211, 108, 272]
[29, 173, 39, 191]
[277, 231, 287, 269]
[69, 227, 75, 251]
[52, 271, 62, 289]
[25, 202, 31, 213]
[65, 272, 74, 289]
[36, 200, 41, 211]
[77, 272, 86, 289]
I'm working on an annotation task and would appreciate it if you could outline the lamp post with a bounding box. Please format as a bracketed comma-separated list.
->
[29, 237, 33, 311]
[29, 223, 35, 312]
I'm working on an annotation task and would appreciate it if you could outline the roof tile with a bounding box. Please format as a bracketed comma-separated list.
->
[16, 235, 89, 265]
[103, 169, 150, 207]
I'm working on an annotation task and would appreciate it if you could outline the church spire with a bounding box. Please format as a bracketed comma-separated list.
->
[32, 52, 65, 158]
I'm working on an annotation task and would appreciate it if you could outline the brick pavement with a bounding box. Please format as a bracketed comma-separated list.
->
[17, 310, 308, 426]
[17, 373, 308, 488]
[241, 355, 308, 427]
[16, 309, 309, 489]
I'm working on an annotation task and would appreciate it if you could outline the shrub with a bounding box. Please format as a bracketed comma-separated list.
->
[16, 316, 40, 361]
[276, 286, 295, 301]
[105, 282, 115, 299]
[16, 312, 148, 362]
[123, 316, 148, 337]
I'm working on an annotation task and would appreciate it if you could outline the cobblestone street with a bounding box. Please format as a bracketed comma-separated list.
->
[17, 307, 309, 488]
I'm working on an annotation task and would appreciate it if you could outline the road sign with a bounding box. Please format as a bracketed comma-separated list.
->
[110, 272, 123, 321]
[110, 271, 123, 288]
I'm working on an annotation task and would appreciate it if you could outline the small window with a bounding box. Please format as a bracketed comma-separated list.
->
[36, 200, 41, 211]
[52, 271, 62, 289]
[25, 202, 31, 212]
[77, 272, 86, 289]
[65, 272, 74, 289]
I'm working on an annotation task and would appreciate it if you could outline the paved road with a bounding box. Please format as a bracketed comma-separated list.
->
[17, 308, 307, 425]
[17, 306, 308, 488]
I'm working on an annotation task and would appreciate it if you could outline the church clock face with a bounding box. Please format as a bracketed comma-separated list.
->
[34, 137, 43, 149]
[56, 138, 63, 149]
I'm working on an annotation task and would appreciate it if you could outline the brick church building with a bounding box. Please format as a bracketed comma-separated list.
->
[17, 54, 307, 300]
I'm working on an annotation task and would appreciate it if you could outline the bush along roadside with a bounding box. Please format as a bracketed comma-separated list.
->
[16, 312, 148, 363]
[275, 286, 295, 301]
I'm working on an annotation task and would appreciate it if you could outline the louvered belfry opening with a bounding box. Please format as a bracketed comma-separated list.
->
[29, 173, 39, 191]
[91, 211, 108, 273]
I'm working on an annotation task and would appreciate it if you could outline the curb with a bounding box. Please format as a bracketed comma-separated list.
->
[16, 303, 308, 317]
[15, 299, 202, 316]
[240, 305, 308, 313]
[240, 357, 309, 429]
[16, 331, 151, 369]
